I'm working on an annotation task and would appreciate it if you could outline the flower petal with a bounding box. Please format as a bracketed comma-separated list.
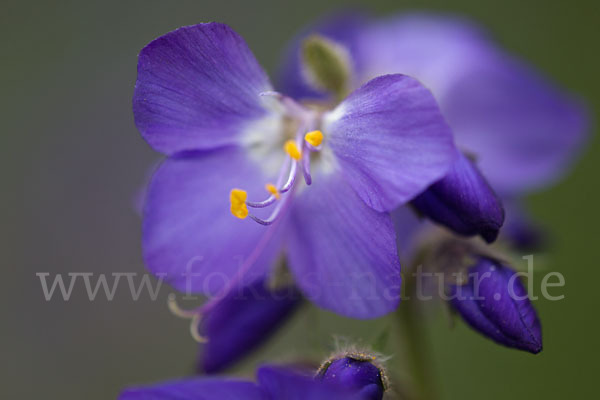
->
[119, 378, 266, 400]
[355, 14, 489, 99]
[257, 366, 361, 400]
[449, 258, 542, 353]
[324, 74, 457, 212]
[143, 148, 283, 295]
[442, 53, 588, 195]
[411, 152, 504, 243]
[355, 14, 588, 195]
[286, 174, 401, 319]
[198, 280, 302, 374]
[134, 23, 274, 155]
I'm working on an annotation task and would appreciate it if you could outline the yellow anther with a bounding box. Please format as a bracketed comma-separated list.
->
[304, 130, 323, 147]
[230, 189, 248, 219]
[230, 189, 247, 205]
[284, 140, 302, 160]
[265, 183, 280, 200]
[231, 203, 249, 219]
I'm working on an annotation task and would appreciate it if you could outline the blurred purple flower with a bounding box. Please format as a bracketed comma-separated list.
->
[503, 202, 546, 250]
[448, 257, 542, 353]
[133, 23, 457, 318]
[119, 365, 364, 400]
[280, 13, 588, 240]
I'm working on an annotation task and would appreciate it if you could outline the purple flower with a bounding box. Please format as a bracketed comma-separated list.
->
[134, 23, 457, 319]
[280, 13, 587, 240]
[317, 354, 387, 400]
[196, 279, 301, 374]
[448, 257, 542, 354]
[119, 365, 364, 400]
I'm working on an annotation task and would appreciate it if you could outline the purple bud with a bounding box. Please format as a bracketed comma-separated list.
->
[317, 355, 386, 400]
[198, 280, 302, 373]
[412, 152, 505, 243]
[448, 258, 542, 353]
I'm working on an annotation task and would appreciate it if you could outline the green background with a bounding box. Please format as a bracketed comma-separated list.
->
[3, 0, 598, 398]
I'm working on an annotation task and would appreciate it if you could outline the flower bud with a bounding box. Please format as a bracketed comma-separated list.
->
[198, 279, 302, 373]
[316, 354, 387, 400]
[301, 34, 352, 100]
[448, 257, 542, 353]
[412, 152, 504, 243]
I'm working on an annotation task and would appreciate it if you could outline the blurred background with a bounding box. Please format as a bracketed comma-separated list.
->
[3, 0, 598, 398]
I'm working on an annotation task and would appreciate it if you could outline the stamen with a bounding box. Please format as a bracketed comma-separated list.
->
[249, 188, 288, 225]
[230, 122, 310, 223]
[301, 147, 312, 185]
[167, 294, 208, 343]
[249, 215, 276, 226]
[230, 189, 249, 219]
[189, 313, 207, 343]
[284, 140, 302, 160]
[304, 130, 323, 147]
[246, 158, 291, 208]
[246, 196, 276, 209]
[279, 160, 297, 194]
[230, 188, 247, 204]
[247, 160, 296, 223]
[167, 293, 200, 318]
[234, 156, 296, 214]
[265, 183, 280, 200]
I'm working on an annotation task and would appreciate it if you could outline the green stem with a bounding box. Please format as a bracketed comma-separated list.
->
[396, 288, 438, 400]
